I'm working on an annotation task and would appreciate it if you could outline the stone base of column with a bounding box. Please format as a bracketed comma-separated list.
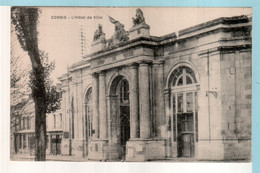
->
[125, 139, 166, 162]
[223, 139, 251, 160]
[171, 141, 178, 158]
[197, 140, 224, 160]
[88, 139, 111, 161]
[72, 139, 84, 157]
[61, 138, 70, 156]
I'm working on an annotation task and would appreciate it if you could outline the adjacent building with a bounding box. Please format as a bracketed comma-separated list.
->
[12, 86, 63, 156]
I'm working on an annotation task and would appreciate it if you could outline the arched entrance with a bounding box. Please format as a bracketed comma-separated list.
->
[118, 79, 130, 159]
[109, 75, 130, 160]
[85, 88, 92, 156]
[168, 65, 199, 158]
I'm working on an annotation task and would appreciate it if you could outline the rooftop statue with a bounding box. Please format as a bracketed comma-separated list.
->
[132, 8, 145, 26]
[93, 24, 105, 41]
[108, 16, 129, 46]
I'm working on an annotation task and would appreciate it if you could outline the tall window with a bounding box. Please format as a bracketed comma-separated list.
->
[169, 66, 199, 142]
[60, 113, 62, 128]
[120, 79, 129, 104]
[22, 118, 25, 130]
[27, 117, 30, 129]
[19, 134, 22, 149]
[53, 114, 56, 128]
[19, 117, 21, 130]
[23, 134, 26, 149]
[168, 66, 199, 157]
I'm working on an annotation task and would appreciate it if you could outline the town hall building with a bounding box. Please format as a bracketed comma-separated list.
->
[58, 9, 252, 161]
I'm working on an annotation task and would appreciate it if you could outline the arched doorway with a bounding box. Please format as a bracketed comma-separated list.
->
[85, 88, 92, 156]
[118, 78, 130, 159]
[109, 75, 130, 160]
[168, 65, 199, 158]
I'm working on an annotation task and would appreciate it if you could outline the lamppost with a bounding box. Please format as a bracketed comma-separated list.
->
[68, 108, 74, 156]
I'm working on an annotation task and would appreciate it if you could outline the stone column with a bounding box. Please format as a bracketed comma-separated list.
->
[48, 134, 51, 154]
[139, 62, 151, 139]
[130, 64, 139, 139]
[21, 134, 24, 150]
[157, 61, 165, 136]
[164, 89, 172, 157]
[92, 73, 99, 139]
[26, 134, 29, 150]
[99, 71, 108, 139]
[163, 89, 171, 138]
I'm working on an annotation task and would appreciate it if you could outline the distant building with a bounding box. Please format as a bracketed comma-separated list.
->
[46, 109, 63, 155]
[12, 85, 63, 156]
[12, 99, 36, 155]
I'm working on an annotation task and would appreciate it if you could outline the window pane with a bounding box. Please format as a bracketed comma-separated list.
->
[187, 115, 194, 131]
[23, 134, 26, 149]
[173, 95, 176, 113]
[195, 92, 198, 111]
[172, 76, 178, 86]
[173, 95, 176, 142]
[186, 67, 197, 83]
[186, 76, 193, 85]
[60, 113, 62, 128]
[177, 76, 183, 86]
[27, 117, 30, 129]
[195, 112, 198, 142]
[186, 92, 193, 112]
[120, 79, 129, 103]
[177, 94, 183, 113]
[19, 134, 22, 149]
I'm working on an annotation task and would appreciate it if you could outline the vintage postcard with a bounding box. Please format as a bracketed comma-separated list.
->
[10, 7, 252, 164]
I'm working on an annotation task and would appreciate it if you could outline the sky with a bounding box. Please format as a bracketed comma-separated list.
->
[12, 7, 252, 84]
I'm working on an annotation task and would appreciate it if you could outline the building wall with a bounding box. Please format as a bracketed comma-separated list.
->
[59, 16, 252, 160]
[220, 50, 252, 160]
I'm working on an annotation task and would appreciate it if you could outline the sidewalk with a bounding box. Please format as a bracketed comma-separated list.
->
[10, 154, 250, 162]
[11, 154, 90, 162]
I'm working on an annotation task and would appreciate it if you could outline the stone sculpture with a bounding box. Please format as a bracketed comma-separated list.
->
[93, 24, 105, 41]
[108, 16, 129, 46]
[132, 8, 145, 26]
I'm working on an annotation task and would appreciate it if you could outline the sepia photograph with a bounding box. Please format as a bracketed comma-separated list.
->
[10, 7, 252, 162]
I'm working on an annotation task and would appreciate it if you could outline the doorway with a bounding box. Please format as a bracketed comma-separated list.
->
[118, 78, 130, 159]
[168, 66, 199, 158]
[109, 75, 131, 160]
[51, 134, 62, 155]
[120, 106, 130, 158]
[177, 113, 194, 157]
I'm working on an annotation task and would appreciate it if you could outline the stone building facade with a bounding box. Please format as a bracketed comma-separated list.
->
[12, 83, 63, 157]
[12, 102, 64, 156]
[58, 10, 252, 161]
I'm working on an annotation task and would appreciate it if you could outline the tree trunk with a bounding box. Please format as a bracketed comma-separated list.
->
[29, 50, 47, 161]
[34, 94, 46, 161]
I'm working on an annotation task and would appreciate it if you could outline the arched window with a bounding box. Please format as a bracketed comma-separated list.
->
[170, 66, 197, 87]
[168, 65, 199, 158]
